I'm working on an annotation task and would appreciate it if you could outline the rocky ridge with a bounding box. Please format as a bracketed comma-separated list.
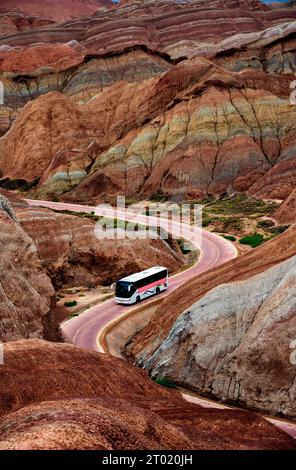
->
[127, 225, 296, 418]
[0, 339, 294, 450]
[0, 195, 60, 342]
[274, 188, 296, 223]
[16, 205, 185, 289]
[0, 1, 112, 23]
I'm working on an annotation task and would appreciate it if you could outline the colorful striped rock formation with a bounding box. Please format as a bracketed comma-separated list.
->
[0, 1, 295, 202]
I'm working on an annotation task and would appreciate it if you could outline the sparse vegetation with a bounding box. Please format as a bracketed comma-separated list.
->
[223, 235, 236, 242]
[220, 216, 242, 232]
[151, 191, 168, 202]
[257, 219, 275, 229]
[239, 233, 265, 248]
[268, 225, 289, 235]
[202, 215, 213, 227]
[185, 194, 286, 243]
[64, 300, 78, 308]
[0, 177, 40, 192]
[177, 239, 193, 254]
[153, 376, 176, 389]
[201, 194, 279, 216]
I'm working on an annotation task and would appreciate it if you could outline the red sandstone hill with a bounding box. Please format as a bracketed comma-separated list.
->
[274, 188, 296, 223]
[0, 194, 60, 342]
[15, 205, 185, 289]
[1, 52, 296, 202]
[0, 10, 54, 38]
[0, 1, 112, 23]
[0, 1, 295, 202]
[0, 339, 294, 450]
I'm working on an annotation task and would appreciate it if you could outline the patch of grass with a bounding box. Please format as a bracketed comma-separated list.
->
[223, 235, 236, 242]
[202, 215, 213, 227]
[54, 209, 101, 221]
[239, 233, 265, 248]
[177, 239, 192, 254]
[256, 219, 275, 229]
[64, 300, 78, 308]
[221, 216, 242, 232]
[267, 225, 290, 235]
[204, 194, 278, 216]
[151, 191, 168, 202]
[153, 376, 176, 389]
[0, 177, 40, 191]
[125, 197, 139, 206]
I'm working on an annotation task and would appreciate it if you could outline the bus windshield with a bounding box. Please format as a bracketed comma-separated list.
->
[115, 281, 135, 298]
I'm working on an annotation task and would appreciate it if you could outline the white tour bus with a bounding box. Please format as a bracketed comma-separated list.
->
[112, 266, 169, 305]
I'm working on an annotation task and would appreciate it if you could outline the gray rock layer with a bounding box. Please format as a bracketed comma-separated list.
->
[146, 255, 296, 418]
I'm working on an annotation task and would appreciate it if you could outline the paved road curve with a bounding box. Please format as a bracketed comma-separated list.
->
[25, 199, 237, 351]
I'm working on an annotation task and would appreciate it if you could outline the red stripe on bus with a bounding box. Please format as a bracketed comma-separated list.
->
[138, 278, 167, 293]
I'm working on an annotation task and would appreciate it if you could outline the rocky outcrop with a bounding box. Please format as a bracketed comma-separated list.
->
[0, 339, 294, 450]
[0, 194, 60, 342]
[248, 156, 296, 200]
[274, 189, 296, 223]
[0, 398, 193, 451]
[16, 206, 185, 289]
[0, 1, 112, 23]
[145, 254, 296, 419]
[0, 193, 17, 222]
[0, 10, 53, 37]
[127, 226, 296, 419]
[127, 226, 296, 374]
[0, 1, 295, 110]
[0, 54, 295, 201]
[1, 0, 295, 52]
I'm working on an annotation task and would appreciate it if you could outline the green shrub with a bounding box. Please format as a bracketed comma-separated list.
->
[151, 192, 167, 202]
[257, 219, 274, 229]
[205, 194, 278, 216]
[268, 225, 289, 235]
[0, 177, 40, 191]
[64, 300, 78, 308]
[239, 233, 265, 248]
[153, 376, 176, 389]
[221, 217, 242, 232]
[223, 235, 236, 242]
[202, 216, 213, 227]
[177, 239, 192, 254]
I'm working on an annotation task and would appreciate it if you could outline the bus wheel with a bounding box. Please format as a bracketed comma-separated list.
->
[136, 296, 141, 303]
[156, 287, 160, 295]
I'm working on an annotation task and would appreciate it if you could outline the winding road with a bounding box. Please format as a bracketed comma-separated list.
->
[26, 198, 237, 351]
[25, 198, 296, 440]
